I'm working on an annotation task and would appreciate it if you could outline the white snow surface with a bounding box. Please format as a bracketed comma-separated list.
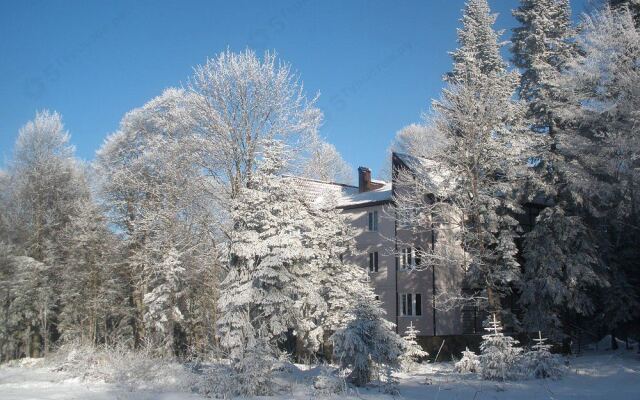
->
[1, 349, 639, 399]
[338, 182, 393, 208]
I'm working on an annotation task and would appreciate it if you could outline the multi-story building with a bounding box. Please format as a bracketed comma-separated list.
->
[293, 152, 471, 353]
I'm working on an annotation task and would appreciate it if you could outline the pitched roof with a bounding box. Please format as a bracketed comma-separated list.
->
[283, 175, 393, 209]
[283, 175, 358, 205]
[393, 152, 454, 197]
[337, 182, 393, 209]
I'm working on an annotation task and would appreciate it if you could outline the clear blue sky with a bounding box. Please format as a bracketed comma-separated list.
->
[0, 0, 588, 180]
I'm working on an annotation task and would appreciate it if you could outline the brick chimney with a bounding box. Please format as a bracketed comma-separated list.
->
[358, 166, 372, 193]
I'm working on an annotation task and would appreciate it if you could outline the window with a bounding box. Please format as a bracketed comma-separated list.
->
[368, 251, 379, 272]
[398, 207, 418, 228]
[400, 293, 422, 316]
[400, 247, 421, 269]
[368, 211, 378, 231]
[415, 247, 422, 267]
[374, 295, 380, 301]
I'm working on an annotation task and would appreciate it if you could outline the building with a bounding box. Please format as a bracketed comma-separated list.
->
[292, 152, 472, 353]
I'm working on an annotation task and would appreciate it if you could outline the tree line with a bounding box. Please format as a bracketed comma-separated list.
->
[0, 0, 638, 376]
[393, 0, 640, 347]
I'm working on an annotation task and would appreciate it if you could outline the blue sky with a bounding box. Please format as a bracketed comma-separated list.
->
[0, 0, 588, 180]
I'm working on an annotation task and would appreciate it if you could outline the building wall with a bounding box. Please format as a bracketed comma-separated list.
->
[341, 200, 465, 337]
[341, 204, 397, 328]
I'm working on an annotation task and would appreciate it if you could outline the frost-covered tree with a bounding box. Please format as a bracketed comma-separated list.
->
[454, 347, 480, 374]
[305, 190, 370, 333]
[97, 89, 222, 352]
[610, 0, 640, 25]
[389, 123, 448, 160]
[58, 199, 130, 346]
[523, 331, 564, 379]
[399, 322, 428, 371]
[187, 49, 322, 199]
[216, 140, 320, 359]
[558, 5, 640, 337]
[409, 0, 527, 314]
[519, 207, 605, 338]
[302, 137, 353, 184]
[448, 0, 508, 84]
[7, 111, 88, 263]
[3, 111, 89, 356]
[331, 295, 405, 386]
[143, 249, 185, 354]
[479, 314, 523, 381]
[6, 255, 56, 358]
[224, 337, 279, 397]
[512, 0, 576, 136]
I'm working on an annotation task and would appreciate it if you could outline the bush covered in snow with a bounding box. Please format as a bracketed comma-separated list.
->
[479, 314, 523, 381]
[225, 339, 279, 397]
[454, 347, 480, 374]
[313, 366, 347, 395]
[48, 342, 199, 392]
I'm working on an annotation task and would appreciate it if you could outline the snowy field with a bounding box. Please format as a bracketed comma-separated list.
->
[1, 349, 638, 400]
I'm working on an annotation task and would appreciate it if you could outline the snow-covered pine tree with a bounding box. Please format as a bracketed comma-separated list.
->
[331, 294, 405, 386]
[448, 0, 507, 84]
[216, 139, 321, 359]
[431, 0, 527, 313]
[519, 207, 605, 338]
[524, 331, 564, 379]
[305, 189, 370, 336]
[558, 5, 640, 338]
[610, 0, 640, 26]
[226, 337, 278, 397]
[399, 322, 428, 371]
[479, 313, 523, 381]
[143, 249, 186, 355]
[512, 0, 576, 136]
[454, 347, 480, 374]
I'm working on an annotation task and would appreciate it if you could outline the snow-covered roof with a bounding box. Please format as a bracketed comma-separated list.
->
[283, 175, 358, 206]
[283, 175, 392, 209]
[337, 182, 393, 209]
[394, 152, 454, 197]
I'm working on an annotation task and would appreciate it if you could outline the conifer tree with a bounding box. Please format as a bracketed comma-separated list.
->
[216, 139, 320, 359]
[524, 331, 564, 379]
[399, 322, 428, 371]
[559, 5, 640, 340]
[519, 207, 605, 338]
[331, 295, 405, 387]
[479, 314, 523, 381]
[432, 0, 527, 313]
[512, 0, 575, 136]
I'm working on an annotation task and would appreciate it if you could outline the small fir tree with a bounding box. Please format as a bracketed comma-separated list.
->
[400, 322, 429, 371]
[524, 331, 564, 379]
[480, 313, 523, 381]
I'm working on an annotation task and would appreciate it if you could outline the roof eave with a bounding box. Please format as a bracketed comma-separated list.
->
[337, 199, 394, 210]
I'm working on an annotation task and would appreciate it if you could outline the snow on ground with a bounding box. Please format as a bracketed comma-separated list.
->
[1, 349, 639, 400]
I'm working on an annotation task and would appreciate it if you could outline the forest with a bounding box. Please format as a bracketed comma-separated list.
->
[0, 0, 639, 398]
